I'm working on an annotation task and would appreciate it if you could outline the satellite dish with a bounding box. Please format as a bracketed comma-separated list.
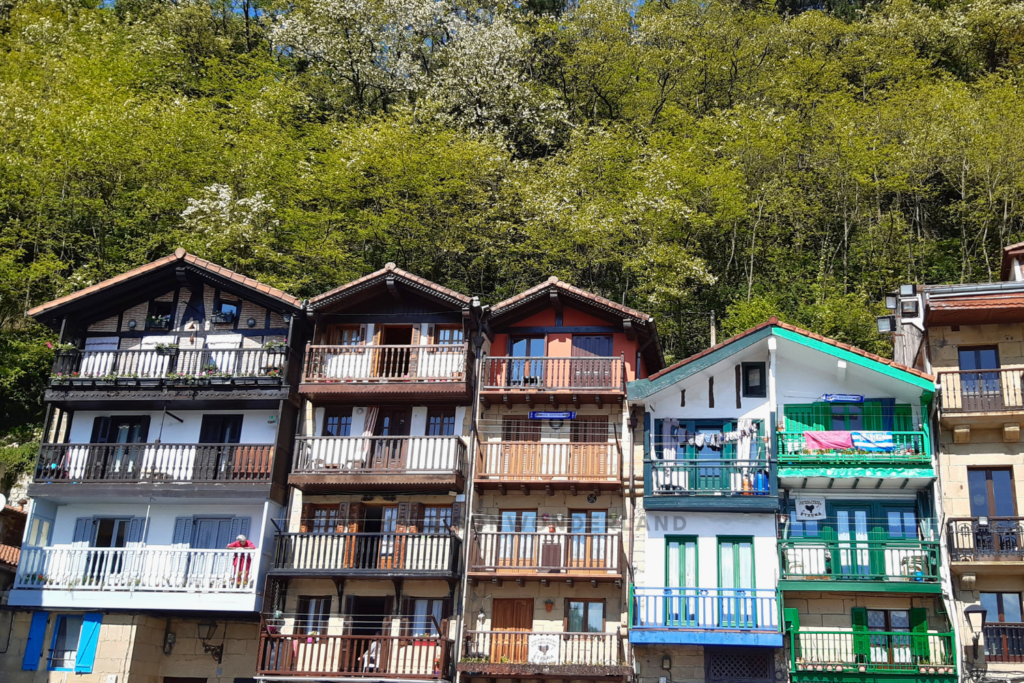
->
[0, 494, 8, 509]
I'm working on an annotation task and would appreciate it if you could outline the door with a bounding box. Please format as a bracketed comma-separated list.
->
[373, 409, 410, 470]
[197, 415, 243, 480]
[968, 468, 1018, 557]
[569, 510, 607, 569]
[88, 518, 131, 580]
[959, 346, 1002, 410]
[834, 506, 873, 578]
[665, 537, 698, 626]
[89, 416, 150, 480]
[980, 592, 1024, 662]
[376, 326, 413, 378]
[719, 538, 755, 628]
[501, 417, 541, 478]
[571, 335, 613, 388]
[345, 596, 393, 674]
[498, 511, 538, 569]
[867, 610, 912, 666]
[509, 337, 545, 387]
[490, 599, 533, 663]
[570, 416, 608, 479]
[693, 425, 727, 492]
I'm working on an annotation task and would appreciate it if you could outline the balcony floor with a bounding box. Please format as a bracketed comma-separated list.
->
[8, 587, 260, 612]
[299, 381, 470, 403]
[629, 629, 783, 647]
[457, 663, 631, 680]
[467, 571, 622, 586]
[290, 472, 464, 493]
[778, 580, 942, 594]
[791, 672, 956, 683]
[479, 389, 624, 407]
[474, 478, 621, 495]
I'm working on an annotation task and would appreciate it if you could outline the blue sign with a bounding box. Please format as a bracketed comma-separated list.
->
[529, 411, 577, 420]
[822, 394, 864, 403]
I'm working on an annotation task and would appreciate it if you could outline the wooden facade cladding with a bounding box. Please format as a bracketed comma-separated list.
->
[474, 441, 621, 494]
[467, 530, 623, 585]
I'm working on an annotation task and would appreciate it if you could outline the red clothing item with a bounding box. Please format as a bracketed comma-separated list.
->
[227, 540, 256, 550]
[228, 540, 256, 586]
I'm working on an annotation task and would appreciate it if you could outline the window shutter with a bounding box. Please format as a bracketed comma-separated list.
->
[783, 607, 800, 632]
[722, 421, 735, 460]
[73, 517, 94, 545]
[851, 607, 869, 658]
[127, 517, 146, 546]
[300, 504, 314, 534]
[863, 401, 883, 431]
[783, 405, 809, 433]
[909, 608, 930, 659]
[21, 612, 48, 670]
[336, 503, 350, 533]
[348, 503, 364, 532]
[396, 503, 411, 534]
[426, 324, 435, 354]
[812, 402, 831, 431]
[90, 417, 112, 444]
[409, 503, 424, 533]
[171, 517, 193, 546]
[450, 502, 462, 531]
[230, 517, 252, 540]
[894, 404, 913, 432]
[74, 613, 103, 673]
[358, 324, 367, 344]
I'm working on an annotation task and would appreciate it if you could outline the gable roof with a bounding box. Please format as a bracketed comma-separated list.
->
[629, 317, 933, 401]
[28, 249, 302, 328]
[309, 262, 473, 311]
[1001, 242, 1024, 281]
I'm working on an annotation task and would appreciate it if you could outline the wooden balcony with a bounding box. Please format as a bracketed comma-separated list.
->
[458, 631, 628, 680]
[270, 531, 460, 579]
[290, 436, 466, 492]
[480, 356, 625, 406]
[467, 531, 622, 586]
[257, 632, 452, 680]
[938, 369, 1024, 429]
[474, 442, 621, 494]
[778, 538, 941, 592]
[788, 629, 956, 678]
[34, 443, 274, 485]
[947, 517, 1024, 572]
[300, 344, 469, 401]
[629, 587, 782, 647]
[49, 348, 288, 388]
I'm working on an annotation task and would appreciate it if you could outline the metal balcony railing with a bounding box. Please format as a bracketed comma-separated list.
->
[476, 442, 619, 482]
[469, 531, 620, 574]
[292, 436, 466, 476]
[776, 432, 929, 465]
[789, 629, 956, 675]
[630, 587, 780, 632]
[939, 369, 1024, 414]
[461, 631, 623, 667]
[646, 459, 775, 497]
[947, 517, 1024, 562]
[15, 547, 257, 593]
[50, 347, 287, 385]
[35, 443, 274, 483]
[302, 344, 467, 383]
[984, 623, 1024, 663]
[779, 538, 940, 582]
[272, 532, 460, 575]
[482, 356, 624, 392]
[257, 633, 452, 679]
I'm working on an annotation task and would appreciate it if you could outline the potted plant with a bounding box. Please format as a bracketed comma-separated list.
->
[257, 369, 281, 386]
[50, 372, 69, 385]
[544, 599, 554, 612]
[263, 340, 287, 353]
[147, 315, 171, 330]
[210, 311, 235, 324]
[155, 343, 179, 357]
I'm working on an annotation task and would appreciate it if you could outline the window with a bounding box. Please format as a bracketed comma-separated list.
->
[422, 506, 453, 534]
[830, 404, 864, 430]
[435, 325, 464, 348]
[215, 299, 240, 321]
[866, 609, 911, 665]
[742, 362, 767, 398]
[48, 615, 83, 671]
[499, 510, 537, 559]
[570, 510, 608, 563]
[296, 596, 331, 636]
[968, 468, 1016, 517]
[303, 505, 342, 534]
[665, 537, 698, 624]
[959, 346, 1000, 371]
[407, 599, 445, 637]
[980, 592, 1023, 624]
[502, 417, 541, 442]
[323, 408, 353, 437]
[510, 337, 545, 357]
[146, 301, 174, 329]
[427, 409, 457, 436]
[786, 511, 819, 539]
[565, 599, 604, 633]
[27, 516, 53, 546]
[331, 325, 364, 346]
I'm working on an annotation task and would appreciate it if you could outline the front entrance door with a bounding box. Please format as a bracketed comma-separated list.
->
[490, 599, 533, 663]
[372, 409, 410, 470]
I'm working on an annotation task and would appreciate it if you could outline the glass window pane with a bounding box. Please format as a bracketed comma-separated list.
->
[903, 512, 918, 539]
[571, 513, 587, 535]
[720, 543, 734, 588]
[980, 593, 1001, 623]
[992, 470, 1016, 516]
[887, 511, 903, 538]
[847, 405, 863, 430]
[684, 542, 696, 588]
[979, 348, 1000, 369]
[568, 601, 584, 632]
[867, 611, 886, 630]
[501, 511, 517, 533]
[968, 470, 992, 517]
[832, 406, 847, 430]
[521, 512, 536, 533]
[587, 602, 604, 632]
[1003, 594, 1023, 623]
[890, 611, 910, 630]
[668, 541, 680, 588]
[591, 512, 606, 534]
[529, 339, 545, 357]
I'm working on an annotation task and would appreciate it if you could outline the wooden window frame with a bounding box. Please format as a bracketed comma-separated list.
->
[741, 362, 767, 398]
[570, 416, 609, 443]
[502, 416, 542, 442]
[402, 597, 450, 639]
[968, 467, 1018, 517]
[980, 592, 1023, 624]
[563, 598, 606, 633]
[422, 505, 453, 534]
[322, 407, 354, 437]
[433, 325, 464, 352]
[426, 408, 457, 436]
[296, 595, 332, 636]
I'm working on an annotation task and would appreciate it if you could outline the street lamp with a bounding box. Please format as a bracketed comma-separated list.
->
[197, 619, 223, 664]
[964, 604, 987, 659]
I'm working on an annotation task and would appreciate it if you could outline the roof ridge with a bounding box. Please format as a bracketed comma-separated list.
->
[492, 278, 653, 322]
[309, 264, 472, 307]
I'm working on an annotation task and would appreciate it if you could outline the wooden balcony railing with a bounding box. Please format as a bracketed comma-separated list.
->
[35, 443, 274, 483]
[257, 633, 452, 679]
[789, 629, 956, 675]
[476, 442, 619, 482]
[15, 547, 258, 593]
[50, 347, 288, 385]
[293, 436, 466, 476]
[939, 369, 1024, 414]
[777, 432, 929, 465]
[469, 531, 620, 574]
[272, 532, 460, 575]
[947, 517, 1024, 562]
[779, 538, 940, 583]
[984, 623, 1024, 663]
[646, 459, 775, 497]
[461, 631, 623, 667]
[630, 587, 780, 632]
[302, 344, 467, 383]
[482, 356, 624, 393]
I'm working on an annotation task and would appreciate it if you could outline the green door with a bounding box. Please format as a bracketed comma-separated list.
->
[666, 537, 698, 626]
[719, 537, 755, 627]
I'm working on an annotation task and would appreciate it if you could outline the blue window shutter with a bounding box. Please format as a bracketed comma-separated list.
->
[126, 517, 147, 545]
[22, 612, 48, 670]
[171, 517, 193, 545]
[230, 517, 252, 540]
[74, 613, 103, 673]
[72, 518, 94, 545]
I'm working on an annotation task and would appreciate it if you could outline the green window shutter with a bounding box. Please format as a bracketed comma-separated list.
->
[755, 420, 765, 460]
[863, 401, 883, 430]
[784, 405, 812, 432]
[909, 608, 930, 660]
[722, 421, 735, 459]
[812, 402, 831, 431]
[894, 405, 913, 432]
[684, 420, 696, 459]
[784, 607, 800, 632]
[851, 607, 869, 659]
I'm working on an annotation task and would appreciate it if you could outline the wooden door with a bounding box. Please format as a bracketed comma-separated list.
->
[571, 336, 613, 387]
[373, 409, 410, 470]
[502, 418, 540, 478]
[491, 599, 533, 663]
[570, 416, 608, 478]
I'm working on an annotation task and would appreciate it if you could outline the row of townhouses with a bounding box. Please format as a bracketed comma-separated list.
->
[1, 246, 1023, 683]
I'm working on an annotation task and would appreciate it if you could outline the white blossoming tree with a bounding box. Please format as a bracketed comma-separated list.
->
[178, 184, 282, 273]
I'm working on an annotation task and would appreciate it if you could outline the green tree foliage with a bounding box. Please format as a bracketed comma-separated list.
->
[2, 0, 1024, 451]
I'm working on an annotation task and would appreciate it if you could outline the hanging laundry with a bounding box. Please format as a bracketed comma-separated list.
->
[851, 431, 894, 452]
[803, 431, 854, 451]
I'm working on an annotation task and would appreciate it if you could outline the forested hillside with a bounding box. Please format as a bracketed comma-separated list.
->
[1, 0, 1023, 476]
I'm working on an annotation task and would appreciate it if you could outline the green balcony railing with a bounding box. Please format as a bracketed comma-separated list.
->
[776, 431, 929, 466]
[790, 629, 956, 676]
[779, 539, 940, 583]
[646, 459, 776, 498]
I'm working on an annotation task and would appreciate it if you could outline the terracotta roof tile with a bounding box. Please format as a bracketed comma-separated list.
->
[648, 317, 932, 382]
[491, 277, 653, 322]
[309, 262, 472, 308]
[27, 251, 301, 318]
[0, 544, 20, 568]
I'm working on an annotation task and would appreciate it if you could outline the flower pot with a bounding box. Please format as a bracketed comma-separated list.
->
[545, 602, 553, 612]
[139, 378, 161, 388]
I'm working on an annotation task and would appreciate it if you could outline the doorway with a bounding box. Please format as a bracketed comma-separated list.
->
[959, 346, 1002, 410]
[197, 415, 243, 480]
[372, 409, 410, 470]
[346, 596, 393, 674]
[89, 517, 131, 579]
[90, 416, 150, 480]
[571, 335, 613, 388]
[376, 326, 413, 378]
[490, 599, 533, 663]
[358, 507, 399, 569]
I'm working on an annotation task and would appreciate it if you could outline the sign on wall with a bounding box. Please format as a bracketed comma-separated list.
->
[529, 411, 577, 420]
[794, 496, 826, 521]
[527, 634, 560, 664]
[821, 394, 864, 403]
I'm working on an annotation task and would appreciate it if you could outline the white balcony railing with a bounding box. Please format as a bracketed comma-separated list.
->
[15, 547, 258, 593]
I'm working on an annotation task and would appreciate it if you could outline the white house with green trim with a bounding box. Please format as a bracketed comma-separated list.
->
[626, 318, 958, 683]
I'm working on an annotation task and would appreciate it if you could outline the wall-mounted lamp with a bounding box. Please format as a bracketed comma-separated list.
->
[964, 604, 986, 659]
[662, 655, 672, 670]
[197, 618, 223, 664]
[247, 317, 257, 328]
[128, 320, 137, 330]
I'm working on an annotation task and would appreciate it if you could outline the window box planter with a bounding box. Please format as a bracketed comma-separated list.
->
[195, 377, 211, 386]
[116, 378, 137, 387]
[210, 312, 235, 324]
[94, 380, 116, 387]
[210, 377, 233, 386]
[147, 317, 171, 330]
[256, 377, 280, 386]
[138, 378, 162, 388]
[235, 377, 258, 387]
[155, 346, 179, 357]
[69, 378, 90, 386]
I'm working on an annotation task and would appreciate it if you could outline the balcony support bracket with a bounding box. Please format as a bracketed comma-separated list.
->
[521, 485, 530, 496]
[491, 577, 503, 587]
[541, 579, 550, 588]
[570, 485, 577, 497]
[546, 484, 553, 497]
[498, 483, 506, 496]
[332, 577, 346, 603]
[566, 579, 574, 587]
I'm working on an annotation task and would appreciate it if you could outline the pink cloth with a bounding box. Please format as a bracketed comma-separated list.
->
[803, 431, 854, 451]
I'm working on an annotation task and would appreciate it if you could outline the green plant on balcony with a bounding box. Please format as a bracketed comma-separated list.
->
[460, 656, 489, 664]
